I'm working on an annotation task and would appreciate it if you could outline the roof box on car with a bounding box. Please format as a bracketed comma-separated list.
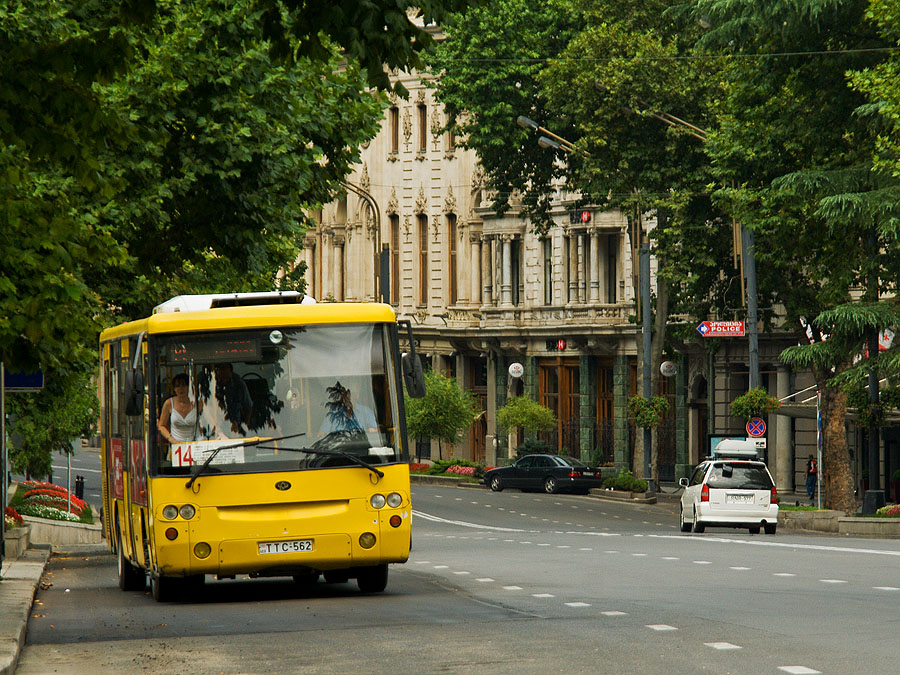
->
[712, 439, 761, 460]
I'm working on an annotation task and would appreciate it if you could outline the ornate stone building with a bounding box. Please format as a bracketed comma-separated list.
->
[300, 62, 831, 494]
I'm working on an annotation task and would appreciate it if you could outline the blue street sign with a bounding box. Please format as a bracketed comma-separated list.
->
[4, 370, 44, 392]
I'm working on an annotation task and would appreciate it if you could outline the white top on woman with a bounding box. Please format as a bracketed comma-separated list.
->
[157, 381, 199, 443]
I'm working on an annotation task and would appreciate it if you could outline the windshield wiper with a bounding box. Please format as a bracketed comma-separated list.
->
[184, 432, 307, 489]
[256, 444, 385, 478]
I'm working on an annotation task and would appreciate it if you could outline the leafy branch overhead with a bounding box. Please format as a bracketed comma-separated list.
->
[627, 396, 670, 429]
[729, 388, 780, 421]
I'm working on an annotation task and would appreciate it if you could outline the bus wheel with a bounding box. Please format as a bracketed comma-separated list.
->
[151, 573, 184, 602]
[356, 564, 388, 593]
[117, 531, 146, 592]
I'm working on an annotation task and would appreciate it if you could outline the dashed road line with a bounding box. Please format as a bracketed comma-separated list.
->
[705, 642, 741, 650]
[646, 624, 677, 631]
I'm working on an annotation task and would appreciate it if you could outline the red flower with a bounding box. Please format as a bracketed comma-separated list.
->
[5, 506, 24, 526]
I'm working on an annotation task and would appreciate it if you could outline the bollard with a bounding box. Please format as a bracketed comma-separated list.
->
[75, 474, 85, 500]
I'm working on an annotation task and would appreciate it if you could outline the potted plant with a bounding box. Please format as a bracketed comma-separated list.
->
[730, 387, 780, 420]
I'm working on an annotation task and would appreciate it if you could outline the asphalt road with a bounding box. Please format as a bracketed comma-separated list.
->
[17, 484, 900, 674]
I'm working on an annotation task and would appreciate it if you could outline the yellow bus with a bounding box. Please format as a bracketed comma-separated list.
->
[99, 292, 425, 601]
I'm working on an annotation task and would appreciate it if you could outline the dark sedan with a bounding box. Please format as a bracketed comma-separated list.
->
[484, 454, 603, 495]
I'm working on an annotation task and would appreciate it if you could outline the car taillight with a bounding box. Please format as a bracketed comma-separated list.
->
[701, 484, 709, 502]
[771, 486, 778, 505]
[569, 471, 580, 477]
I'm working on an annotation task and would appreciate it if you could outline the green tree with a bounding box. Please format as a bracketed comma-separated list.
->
[7, 367, 99, 479]
[405, 370, 480, 460]
[690, 0, 899, 513]
[496, 396, 557, 435]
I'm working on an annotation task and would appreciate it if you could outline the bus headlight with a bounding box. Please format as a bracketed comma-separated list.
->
[386, 492, 402, 508]
[194, 542, 212, 559]
[162, 505, 178, 520]
[179, 504, 196, 520]
[359, 532, 377, 549]
[370, 494, 386, 509]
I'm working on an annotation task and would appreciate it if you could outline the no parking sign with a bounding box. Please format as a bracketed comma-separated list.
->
[746, 417, 766, 438]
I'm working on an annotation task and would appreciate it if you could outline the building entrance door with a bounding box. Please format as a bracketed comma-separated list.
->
[538, 358, 580, 455]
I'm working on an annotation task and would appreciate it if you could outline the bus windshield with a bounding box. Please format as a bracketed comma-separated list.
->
[151, 323, 400, 476]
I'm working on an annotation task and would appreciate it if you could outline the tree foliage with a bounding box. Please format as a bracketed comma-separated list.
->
[496, 396, 557, 434]
[405, 370, 480, 459]
[1, 0, 468, 469]
[7, 366, 99, 479]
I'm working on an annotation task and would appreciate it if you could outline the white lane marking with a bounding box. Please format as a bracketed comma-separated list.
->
[414, 561, 431, 564]
[433, 565, 448, 569]
[693, 560, 712, 565]
[51, 464, 101, 473]
[646, 624, 677, 631]
[476, 578, 494, 583]
[706, 642, 741, 650]
[579, 548, 593, 551]
[662, 556, 679, 560]
[565, 602, 591, 607]
[557, 545, 571, 549]
[730, 566, 751, 570]
[602, 611, 627, 616]
[632, 553, 648, 557]
[819, 579, 846, 584]
[778, 667, 821, 674]
[453, 571, 470, 575]
[649, 533, 900, 557]
[874, 586, 900, 591]
[532, 593, 555, 598]
[774, 573, 796, 577]
[503, 585, 522, 591]
[413, 510, 526, 532]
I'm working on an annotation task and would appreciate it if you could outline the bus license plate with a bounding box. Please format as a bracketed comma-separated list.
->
[258, 539, 313, 555]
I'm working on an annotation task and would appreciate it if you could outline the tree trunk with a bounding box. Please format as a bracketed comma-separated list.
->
[818, 378, 855, 514]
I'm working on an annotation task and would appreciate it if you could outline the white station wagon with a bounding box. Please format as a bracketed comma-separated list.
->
[679, 442, 779, 535]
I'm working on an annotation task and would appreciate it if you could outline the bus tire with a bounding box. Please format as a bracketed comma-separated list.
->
[117, 530, 146, 592]
[356, 564, 388, 593]
[151, 573, 184, 602]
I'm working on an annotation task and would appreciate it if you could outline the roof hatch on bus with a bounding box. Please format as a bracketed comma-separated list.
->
[152, 292, 315, 314]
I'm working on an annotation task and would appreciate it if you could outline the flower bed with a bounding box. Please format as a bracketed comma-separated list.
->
[10, 480, 94, 525]
[874, 503, 900, 517]
[5, 505, 24, 530]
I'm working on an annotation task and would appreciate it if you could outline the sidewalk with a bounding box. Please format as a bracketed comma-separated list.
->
[0, 547, 50, 675]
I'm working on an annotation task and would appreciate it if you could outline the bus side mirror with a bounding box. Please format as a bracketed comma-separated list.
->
[402, 353, 425, 398]
[124, 369, 144, 416]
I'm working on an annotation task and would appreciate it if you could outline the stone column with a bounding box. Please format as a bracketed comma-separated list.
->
[471, 234, 482, 306]
[500, 234, 513, 306]
[578, 232, 587, 303]
[567, 231, 578, 304]
[332, 235, 345, 302]
[775, 366, 792, 493]
[482, 235, 493, 306]
[589, 230, 600, 303]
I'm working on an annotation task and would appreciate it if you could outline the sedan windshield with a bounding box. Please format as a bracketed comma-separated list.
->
[151, 324, 400, 475]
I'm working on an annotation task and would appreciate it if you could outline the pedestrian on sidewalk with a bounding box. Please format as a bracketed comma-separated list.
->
[806, 454, 818, 504]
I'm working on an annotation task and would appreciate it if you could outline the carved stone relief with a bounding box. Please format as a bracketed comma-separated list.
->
[414, 186, 427, 215]
[386, 188, 398, 215]
[443, 185, 457, 215]
[402, 108, 412, 151]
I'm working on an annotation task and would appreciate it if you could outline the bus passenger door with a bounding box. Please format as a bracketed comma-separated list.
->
[123, 336, 150, 569]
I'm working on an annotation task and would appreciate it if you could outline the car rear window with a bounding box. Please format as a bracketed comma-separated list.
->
[706, 463, 773, 490]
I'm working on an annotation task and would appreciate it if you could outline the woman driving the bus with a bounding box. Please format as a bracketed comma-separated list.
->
[157, 373, 199, 444]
